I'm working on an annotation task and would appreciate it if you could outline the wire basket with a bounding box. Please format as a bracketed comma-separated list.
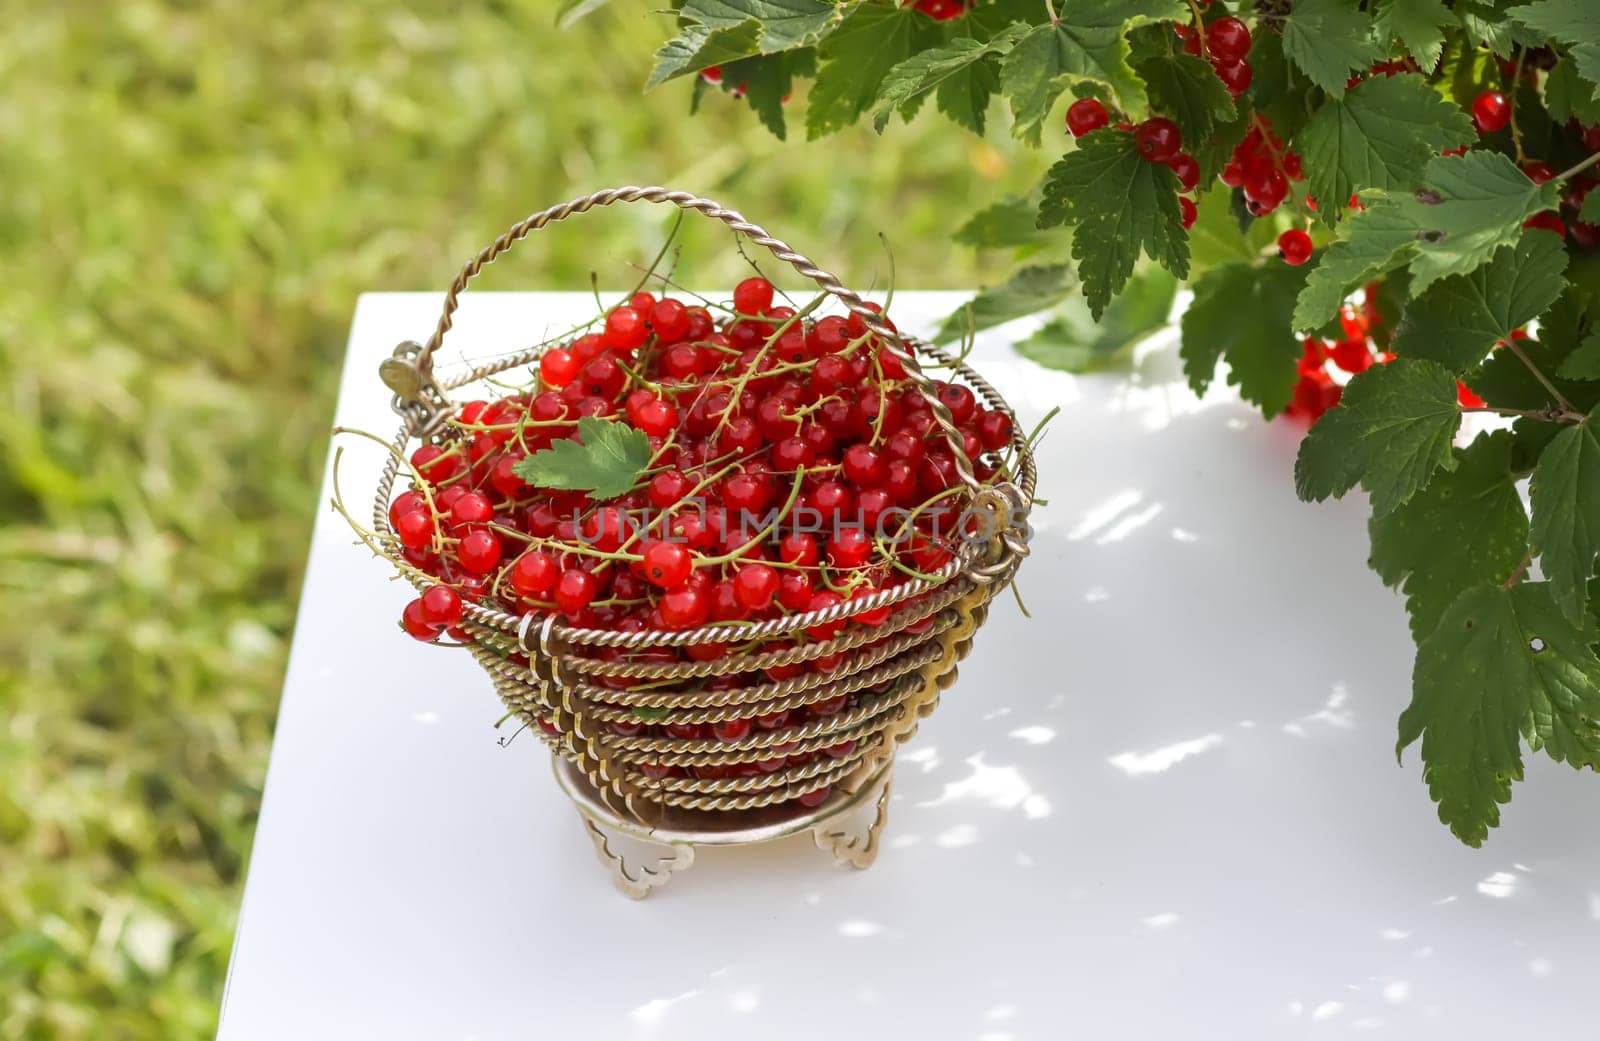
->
[367, 187, 1034, 891]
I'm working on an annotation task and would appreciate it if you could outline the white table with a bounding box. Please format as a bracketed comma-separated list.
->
[219, 292, 1600, 1040]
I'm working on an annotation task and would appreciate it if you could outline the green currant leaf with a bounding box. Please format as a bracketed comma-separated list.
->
[1399, 581, 1600, 847]
[649, 0, 842, 86]
[1582, 190, 1600, 228]
[729, 51, 811, 139]
[1192, 95, 1254, 186]
[1280, 0, 1384, 96]
[871, 24, 1031, 133]
[1458, 0, 1549, 55]
[1186, 184, 1269, 272]
[1529, 405, 1600, 622]
[1015, 266, 1177, 373]
[1373, 0, 1455, 71]
[1247, 28, 1316, 144]
[1136, 52, 1235, 146]
[1295, 358, 1462, 515]
[1294, 199, 1421, 329]
[806, 4, 940, 138]
[934, 263, 1076, 342]
[1469, 294, 1600, 465]
[1180, 261, 1307, 418]
[1370, 431, 1531, 640]
[1294, 152, 1563, 329]
[1291, 73, 1476, 227]
[1544, 59, 1600, 127]
[998, 0, 1186, 144]
[1512, 1, 1600, 97]
[1036, 129, 1190, 320]
[511, 417, 651, 500]
[955, 192, 1055, 249]
[1557, 330, 1600, 380]
[1391, 232, 1570, 373]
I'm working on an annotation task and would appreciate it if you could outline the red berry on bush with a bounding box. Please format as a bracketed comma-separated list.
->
[1206, 17, 1251, 64]
[1167, 153, 1200, 192]
[554, 569, 596, 615]
[540, 348, 579, 387]
[1215, 59, 1252, 97]
[1472, 90, 1510, 133]
[1277, 229, 1314, 266]
[1134, 117, 1183, 163]
[1179, 196, 1198, 230]
[1065, 97, 1110, 137]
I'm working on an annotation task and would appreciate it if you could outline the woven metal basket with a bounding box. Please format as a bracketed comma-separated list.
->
[370, 187, 1035, 894]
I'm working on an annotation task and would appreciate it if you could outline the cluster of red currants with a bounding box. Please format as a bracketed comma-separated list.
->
[1065, 99, 1202, 230]
[384, 278, 1015, 803]
[1289, 289, 1492, 422]
[1174, 14, 1254, 97]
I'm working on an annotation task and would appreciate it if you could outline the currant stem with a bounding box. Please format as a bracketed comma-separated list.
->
[1503, 551, 1532, 591]
[1555, 149, 1600, 185]
[1508, 47, 1528, 166]
[1504, 337, 1582, 420]
[1184, 0, 1211, 59]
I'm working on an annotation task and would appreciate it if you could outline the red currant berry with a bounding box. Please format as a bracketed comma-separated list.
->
[777, 570, 814, 612]
[1206, 17, 1251, 63]
[1215, 59, 1252, 96]
[885, 460, 919, 502]
[395, 509, 434, 550]
[1523, 160, 1557, 184]
[1179, 196, 1198, 230]
[580, 355, 627, 399]
[779, 532, 819, 568]
[419, 584, 463, 628]
[810, 315, 851, 354]
[649, 469, 692, 509]
[733, 562, 780, 611]
[450, 491, 493, 528]
[1065, 97, 1110, 138]
[641, 540, 694, 590]
[842, 443, 886, 487]
[632, 398, 678, 438]
[809, 480, 854, 522]
[411, 444, 460, 482]
[510, 550, 559, 598]
[936, 382, 977, 424]
[1472, 90, 1510, 133]
[649, 298, 690, 341]
[554, 569, 596, 615]
[1245, 166, 1289, 209]
[605, 306, 649, 350]
[456, 529, 502, 574]
[828, 527, 873, 569]
[712, 717, 753, 742]
[771, 436, 815, 473]
[1525, 211, 1568, 236]
[797, 786, 831, 808]
[540, 348, 579, 388]
[659, 586, 711, 628]
[1167, 153, 1201, 192]
[402, 598, 441, 641]
[805, 590, 846, 640]
[733, 276, 775, 315]
[976, 410, 1013, 451]
[1134, 117, 1183, 163]
[1277, 228, 1314, 266]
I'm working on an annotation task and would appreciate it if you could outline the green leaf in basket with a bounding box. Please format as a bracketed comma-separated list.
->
[632, 706, 672, 722]
[512, 417, 651, 500]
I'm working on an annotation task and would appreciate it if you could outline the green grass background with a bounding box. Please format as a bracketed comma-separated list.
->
[0, 2, 1047, 1036]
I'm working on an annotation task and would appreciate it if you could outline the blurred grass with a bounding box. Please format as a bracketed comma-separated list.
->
[0, 1, 1048, 1036]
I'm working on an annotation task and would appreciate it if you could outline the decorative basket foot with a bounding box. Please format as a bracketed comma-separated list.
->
[581, 817, 695, 899]
[812, 767, 893, 869]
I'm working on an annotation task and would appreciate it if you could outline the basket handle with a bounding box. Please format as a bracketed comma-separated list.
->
[383, 185, 982, 494]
